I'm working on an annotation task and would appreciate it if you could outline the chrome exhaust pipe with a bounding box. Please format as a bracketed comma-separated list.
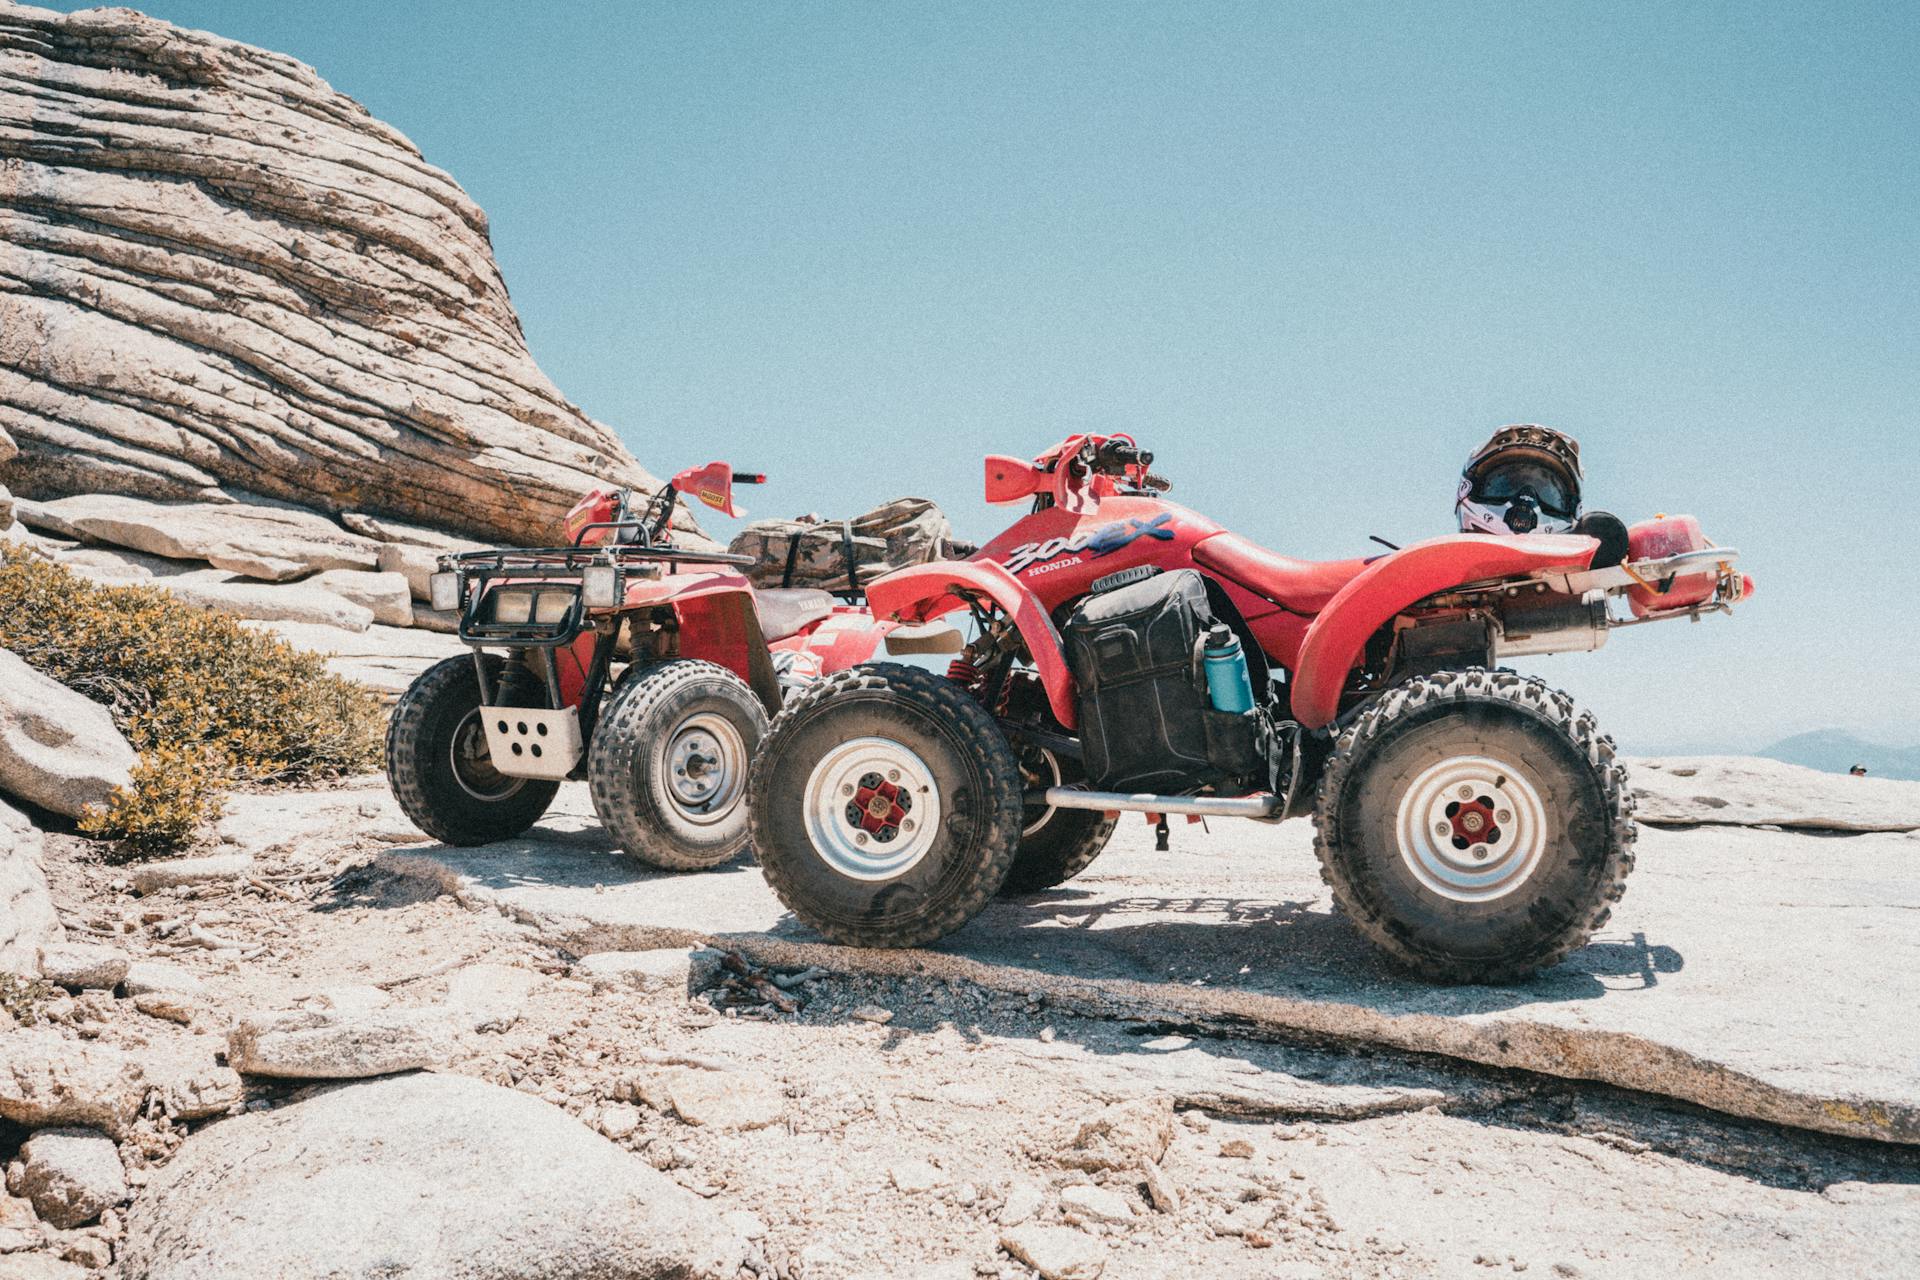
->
[1041, 787, 1281, 818]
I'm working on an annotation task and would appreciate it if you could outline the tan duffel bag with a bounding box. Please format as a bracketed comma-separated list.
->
[727, 498, 970, 593]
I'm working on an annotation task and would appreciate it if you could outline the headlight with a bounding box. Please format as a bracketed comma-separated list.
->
[429, 572, 460, 613]
[581, 564, 619, 609]
[490, 589, 533, 624]
[534, 592, 572, 624]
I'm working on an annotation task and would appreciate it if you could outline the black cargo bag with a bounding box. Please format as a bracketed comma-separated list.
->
[1063, 569, 1223, 793]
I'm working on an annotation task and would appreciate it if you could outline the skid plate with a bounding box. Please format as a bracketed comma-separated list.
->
[481, 706, 583, 780]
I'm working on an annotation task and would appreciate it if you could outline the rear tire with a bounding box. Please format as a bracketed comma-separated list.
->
[999, 746, 1117, 895]
[1312, 668, 1635, 983]
[387, 655, 559, 846]
[588, 660, 768, 870]
[748, 663, 1024, 948]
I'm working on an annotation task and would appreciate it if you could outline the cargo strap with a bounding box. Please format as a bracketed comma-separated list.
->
[841, 520, 858, 594]
[780, 530, 804, 590]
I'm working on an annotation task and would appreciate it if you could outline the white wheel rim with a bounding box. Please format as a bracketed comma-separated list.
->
[1021, 747, 1064, 839]
[1394, 754, 1548, 902]
[801, 736, 942, 881]
[661, 711, 747, 826]
[450, 708, 525, 802]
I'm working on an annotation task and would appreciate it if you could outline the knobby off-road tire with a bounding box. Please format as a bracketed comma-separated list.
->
[748, 663, 1025, 948]
[1312, 668, 1635, 983]
[999, 747, 1117, 895]
[387, 655, 559, 846]
[588, 660, 768, 870]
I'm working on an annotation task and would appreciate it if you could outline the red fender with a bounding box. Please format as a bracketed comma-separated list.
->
[1290, 534, 1599, 731]
[866, 560, 1078, 730]
[622, 571, 783, 711]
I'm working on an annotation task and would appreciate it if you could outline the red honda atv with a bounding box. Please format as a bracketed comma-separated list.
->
[747, 433, 1751, 982]
[385, 463, 915, 869]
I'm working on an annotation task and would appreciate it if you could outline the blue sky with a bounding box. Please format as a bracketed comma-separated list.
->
[40, 1, 1920, 753]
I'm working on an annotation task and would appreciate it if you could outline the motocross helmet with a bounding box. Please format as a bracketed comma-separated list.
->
[1455, 425, 1582, 535]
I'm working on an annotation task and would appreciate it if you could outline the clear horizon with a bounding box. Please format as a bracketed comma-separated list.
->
[29, 0, 1920, 754]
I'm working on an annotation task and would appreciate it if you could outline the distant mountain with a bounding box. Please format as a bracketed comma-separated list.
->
[1759, 730, 1920, 782]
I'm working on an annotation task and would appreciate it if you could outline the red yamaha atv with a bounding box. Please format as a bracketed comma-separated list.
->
[747, 434, 1752, 982]
[385, 463, 915, 868]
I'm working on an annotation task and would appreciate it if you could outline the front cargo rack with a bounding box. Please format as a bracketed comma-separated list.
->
[444, 542, 758, 646]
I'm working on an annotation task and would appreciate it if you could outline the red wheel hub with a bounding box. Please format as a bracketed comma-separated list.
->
[847, 772, 914, 841]
[1446, 797, 1501, 849]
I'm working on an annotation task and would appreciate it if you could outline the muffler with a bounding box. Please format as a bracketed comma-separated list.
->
[1494, 598, 1609, 658]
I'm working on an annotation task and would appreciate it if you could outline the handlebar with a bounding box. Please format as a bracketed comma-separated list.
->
[1085, 438, 1153, 475]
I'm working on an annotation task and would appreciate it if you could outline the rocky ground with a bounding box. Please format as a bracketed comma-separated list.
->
[2, 770, 1917, 1279]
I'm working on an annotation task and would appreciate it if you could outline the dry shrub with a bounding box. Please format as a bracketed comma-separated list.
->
[0, 546, 384, 854]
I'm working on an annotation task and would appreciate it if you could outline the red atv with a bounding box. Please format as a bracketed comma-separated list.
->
[385, 463, 911, 868]
[747, 433, 1751, 982]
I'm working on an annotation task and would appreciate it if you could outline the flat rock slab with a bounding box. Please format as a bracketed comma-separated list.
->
[240, 620, 467, 699]
[415, 779, 1920, 1145]
[1636, 755, 1920, 831]
[20, 494, 378, 581]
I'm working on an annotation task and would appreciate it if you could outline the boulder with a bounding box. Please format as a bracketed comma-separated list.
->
[1632, 756, 1920, 832]
[410, 604, 463, 634]
[226, 1007, 458, 1079]
[378, 541, 450, 602]
[1, 800, 62, 976]
[0, 1033, 147, 1136]
[148, 576, 375, 632]
[0, 482, 12, 531]
[34, 944, 127, 992]
[118, 1072, 745, 1280]
[13, 494, 378, 582]
[307, 569, 415, 627]
[0, 5, 691, 548]
[0, 649, 137, 819]
[16, 1129, 125, 1230]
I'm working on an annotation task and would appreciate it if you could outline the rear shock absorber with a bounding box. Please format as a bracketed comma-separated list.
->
[946, 655, 982, 687]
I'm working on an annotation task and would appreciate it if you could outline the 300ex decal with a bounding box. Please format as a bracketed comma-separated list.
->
[1002, 513, 1175, 574]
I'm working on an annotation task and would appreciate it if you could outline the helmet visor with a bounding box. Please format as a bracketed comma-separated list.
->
[1472, 459, 1577, 518]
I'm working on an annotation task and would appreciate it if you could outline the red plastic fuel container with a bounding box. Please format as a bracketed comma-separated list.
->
[1625, 514, 1717, 618]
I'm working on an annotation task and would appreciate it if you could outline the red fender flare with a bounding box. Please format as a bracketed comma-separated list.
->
[1290, 534, 1599, 731]
[866, 560, 1078, 730]
[622, 571, 783, 712]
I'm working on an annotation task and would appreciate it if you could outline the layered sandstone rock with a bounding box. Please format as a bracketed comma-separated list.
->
[0, 3, 669, 544]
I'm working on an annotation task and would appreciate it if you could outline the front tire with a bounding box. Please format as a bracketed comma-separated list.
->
[1312, 669, 1635, 983]
[588, 660, 768, 870]
[748, 664, 1024, 947]
[387, 655, 559, 846]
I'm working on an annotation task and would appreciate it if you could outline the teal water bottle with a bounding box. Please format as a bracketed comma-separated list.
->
[1203, 624, 1255, 713]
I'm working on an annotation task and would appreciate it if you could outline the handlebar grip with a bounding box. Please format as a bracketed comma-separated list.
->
[1089, 439, 1153, 474]
[730, 471, 767, 485]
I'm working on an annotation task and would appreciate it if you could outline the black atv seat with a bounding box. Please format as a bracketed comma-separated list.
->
[755, 588, 836, 641]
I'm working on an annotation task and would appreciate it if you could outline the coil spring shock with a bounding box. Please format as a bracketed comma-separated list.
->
[946, 655, 982, 687]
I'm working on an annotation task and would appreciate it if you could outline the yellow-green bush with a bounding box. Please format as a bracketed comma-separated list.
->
[0, 546, 384, 854]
